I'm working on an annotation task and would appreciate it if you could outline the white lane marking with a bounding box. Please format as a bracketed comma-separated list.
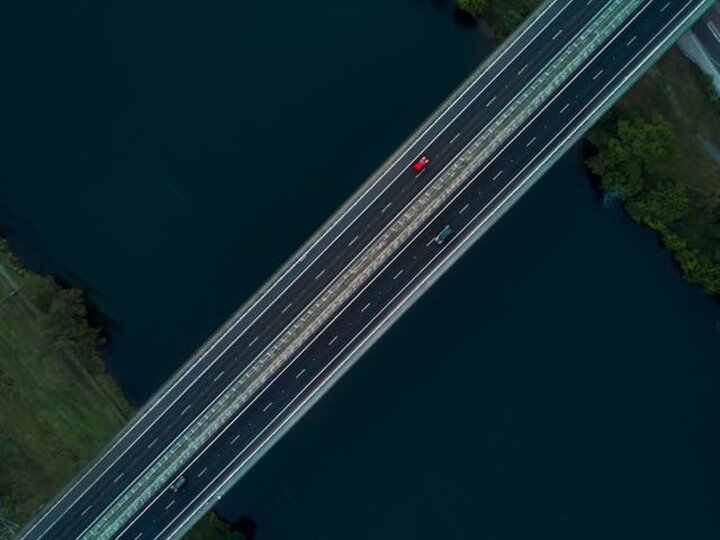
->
[147, 437, 158, 449]
[132, 534, 143, 540]
[449, 133, 462, 144]
[360, 302, 371, 313]
[492, 170, 505, 181]
[213, 371, 225, 382]
[526, 137, 537, 147]
[197, 468, 207, 478]
[393, 269, 404, 280]
[517, 63, 529, 75]
[486, 95, 497, 107]
[248, 336, 259, 348]
[553, 29, 564, 40]
[113, 473, 124, 484]
[180, 405, 192, 416]
[459, 203, 469, 214]
[281, 303, 292, 314]
[328, 336, 338, 346]
[295, 369, 306, 379]
[230, 435, 240, 445]
[661, 1, 670, 12]
[381, 201, 393, 213]
[25, 0, 575, 534]
[560, 103, 570, 113]
[627, 35, 637, 46]
[593, 69, 604, 80]
[347, 235, 359, 247]
[81, 506, 92, 517]
[164, 501, 175, 511]
[314, 269, 326, 280]
[28, 3, 578, 534]
[262, 402, 273, 413]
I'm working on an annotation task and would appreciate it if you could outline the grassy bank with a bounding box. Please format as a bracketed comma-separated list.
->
[0, 239, 244, 539]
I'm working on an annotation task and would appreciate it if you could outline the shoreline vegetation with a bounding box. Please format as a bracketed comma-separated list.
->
[460, 0, 720, 297]
[0, 239, 244, 539]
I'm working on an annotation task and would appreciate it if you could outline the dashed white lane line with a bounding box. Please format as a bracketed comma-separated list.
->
[360, 302, 371, 313]
[459, 203, 470, 214]
[485, 96, 497, 107]
[328, 335, 338, 346]
[165, 500, 175, 511]
[295, 368, 306, 379]
[81, 506, 92, 517]
[197, 467, 207, 478]
[314, 269, 326, 280]
[262, 402, 274, 412]
[393, 269, 404, 280]
[381, 201, 393, 213]
[113, 473, 124, 484]
[147, 437, 158, 449]
[230, 434, 241, 445]
[627, 35, 637, 46]
[347, 235, 359, 247]
[248, 336, 259, 348]
[560, 103, 570, 113]
[449, 133, 462, 144]
[213, 371, 225, 382]
[281, 303, 292, 314]
[493, 170, 505, 181]
[180, 404, 192, 416]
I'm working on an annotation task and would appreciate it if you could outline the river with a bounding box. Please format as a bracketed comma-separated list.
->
[1, 1, 718, 538]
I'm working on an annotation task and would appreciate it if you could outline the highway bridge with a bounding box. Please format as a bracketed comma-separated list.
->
[17, 0, 713, 538]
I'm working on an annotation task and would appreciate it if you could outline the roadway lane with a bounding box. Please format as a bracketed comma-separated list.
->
[20, 1, 609, 539]
[114, 0, 713, 538]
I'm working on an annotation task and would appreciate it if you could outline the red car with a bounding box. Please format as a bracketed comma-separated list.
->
[412, 155, 429, 173]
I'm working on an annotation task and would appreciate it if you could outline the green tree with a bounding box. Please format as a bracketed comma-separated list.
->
[587, 113, 675, 200]
[457, 0, 489, 17]
[674, 247, 720, 293]
[625, 181, 689, 230]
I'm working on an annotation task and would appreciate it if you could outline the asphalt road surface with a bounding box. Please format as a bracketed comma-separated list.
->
[18, 0, 712, 539]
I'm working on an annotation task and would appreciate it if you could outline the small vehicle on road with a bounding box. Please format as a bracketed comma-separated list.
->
[434, 225, 454, 245]
[170, 475, 187, 493]
[412, 155, 429, 173]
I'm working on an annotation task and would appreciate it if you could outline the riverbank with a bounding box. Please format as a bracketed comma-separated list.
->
[459, 0, 720, 296]
[587, 47, 720, 295]
[0, 239, 243, 538]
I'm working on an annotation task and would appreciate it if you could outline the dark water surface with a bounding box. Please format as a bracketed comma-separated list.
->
[1, 1, 719, 538]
